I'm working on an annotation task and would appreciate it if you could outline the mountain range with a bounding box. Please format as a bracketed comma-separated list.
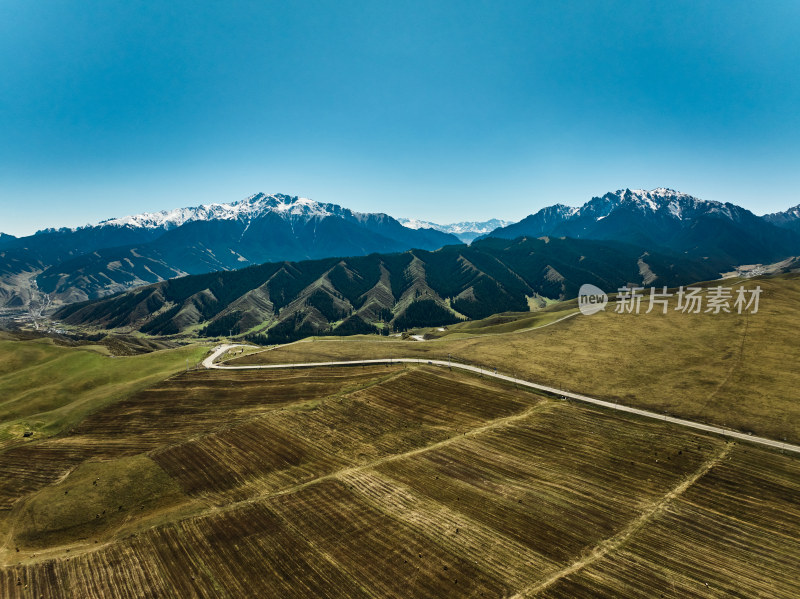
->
[4, 188, 800, 320]
[486, 188, 800, 265]
[0, 194, 458, 308]
[397, 218, 511, 243]
[55, 235, 723, 341]
[764, 204, 800, 234]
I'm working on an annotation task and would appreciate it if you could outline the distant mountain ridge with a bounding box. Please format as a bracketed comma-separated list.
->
[487, 188, 800, 264]
[5, 187, 800, 316]
[37, 193, 434, 235]
[763, 204, 800, 234]
[94, 193, 372, 230]
[56, 236, 722, 341]
[398, 218, 511, 243]
[1, 194, 460, 308]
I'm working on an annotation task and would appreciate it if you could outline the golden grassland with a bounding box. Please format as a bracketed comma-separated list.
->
[0, 359, 798, 597]
[230, 274, 800, 444]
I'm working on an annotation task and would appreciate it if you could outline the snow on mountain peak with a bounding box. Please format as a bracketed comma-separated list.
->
[97, 193, 340, 230]
[397, 218, 435, 231]
[398, 218, 511, 235]
[598, 188, 728, 220]
[762, 203, 800, 226]
[397, 218, 512, 243]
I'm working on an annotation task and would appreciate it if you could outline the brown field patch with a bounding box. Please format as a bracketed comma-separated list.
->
[535, 445, 800, 597]
[150, 367, 538, 502]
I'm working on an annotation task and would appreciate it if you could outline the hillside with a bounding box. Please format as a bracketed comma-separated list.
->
[0, 338, 206, 451]
[0, 346, 798, 597]
[229, 273, 800, 445]
[54, 236, 722, 341]
[4, 276, 800, 597]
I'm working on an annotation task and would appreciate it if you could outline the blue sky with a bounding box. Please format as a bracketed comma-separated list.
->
[1, 1, 799, 236]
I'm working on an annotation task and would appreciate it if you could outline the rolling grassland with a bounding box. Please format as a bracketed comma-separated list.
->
[0, 337, 207, 450]
[229, 274, 800, 444]
[0, 361, 798, 597]
[0, 367, 396, 526]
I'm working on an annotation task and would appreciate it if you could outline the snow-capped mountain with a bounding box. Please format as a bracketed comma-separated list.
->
[1, 193, 461, 308]
[398, 218, 511, 243]
[575, 188, 745, 222]
[35, 193, 364, 234]
[763, 204, 800, 234]
[96, 193, 357, 230]
[16, 193, 413, 278]
[488, 188, 800, 265]
[5, 187, 800, 313]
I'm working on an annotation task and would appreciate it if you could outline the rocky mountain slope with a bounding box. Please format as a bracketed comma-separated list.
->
[487, 188, 800, 264]
[56, 236, 721, 341]
[1, 194, 459, 308]
[763, 204, 800, 234]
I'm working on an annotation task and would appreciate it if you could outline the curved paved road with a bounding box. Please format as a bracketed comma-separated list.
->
[203, 344, 800, 456]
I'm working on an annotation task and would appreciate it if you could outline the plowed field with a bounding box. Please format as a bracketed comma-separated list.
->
[1, 364, 798, 598]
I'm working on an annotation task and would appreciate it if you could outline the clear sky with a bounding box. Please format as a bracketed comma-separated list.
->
[2, 1, 799, 236]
